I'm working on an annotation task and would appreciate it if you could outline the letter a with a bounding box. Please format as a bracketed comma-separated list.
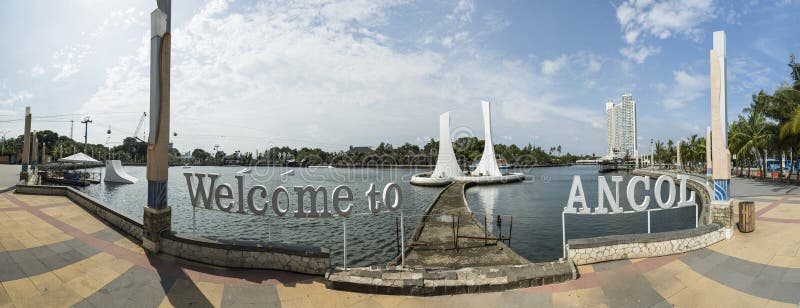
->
[564, 175, 589, 214]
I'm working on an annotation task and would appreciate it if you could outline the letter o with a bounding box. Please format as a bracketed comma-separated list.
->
[271, 186, 290, 216]
[654, 175, 676, 209]
[382, 183, 402, 212]
[247, 185, 268, 215]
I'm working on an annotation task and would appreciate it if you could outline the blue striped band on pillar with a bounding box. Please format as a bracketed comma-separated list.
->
[713, 179, 729, 201]
[148, 181, 168, 209]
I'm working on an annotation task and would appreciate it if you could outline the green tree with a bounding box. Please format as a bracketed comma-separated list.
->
[192, 148, 211, 161]
[730, 111, 772, 178]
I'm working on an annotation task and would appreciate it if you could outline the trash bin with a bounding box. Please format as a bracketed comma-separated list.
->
[738, 201, 755, 233]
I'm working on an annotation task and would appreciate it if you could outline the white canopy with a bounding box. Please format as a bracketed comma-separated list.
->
[59, 152, 100, 164]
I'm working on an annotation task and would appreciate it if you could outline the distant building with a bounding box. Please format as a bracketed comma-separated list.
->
[605, 93, 637, 159]
[347, 146, 373, 154]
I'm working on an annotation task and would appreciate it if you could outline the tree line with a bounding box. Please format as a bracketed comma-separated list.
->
[188, 137, 585, 167]
[726, 54, 800, 178]
[0, 132, 181, 165]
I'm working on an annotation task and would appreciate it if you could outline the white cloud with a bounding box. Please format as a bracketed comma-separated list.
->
[0, 90, 33, 107]
[17, 65, 45, 78]
[616, 0, 715, 43]
[441, 31, 470, 48]
[620, 45, 660, 64]
[615, 0, 715, 63]
[541, 52, 604, 75]
[482, 11, 511, 32]
[89, 7, 146, 38]
[585, 54, 602, 72]
[51, 44, 92, 81]
[541, 54, 568, 75]
[728, 56, 774, 94]
[447, 0, 475, 23]
[662, 70, 707, 109]
[753, 38, 790, 63]
[80, 0, 603, 153]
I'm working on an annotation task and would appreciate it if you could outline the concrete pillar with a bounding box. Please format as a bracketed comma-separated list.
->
[21, 107, 31, 178]
[710, 30, 732, 234]
[31, 132, 38, 165]
[143, 0, 172, 253]
[705, 127, 712, 178]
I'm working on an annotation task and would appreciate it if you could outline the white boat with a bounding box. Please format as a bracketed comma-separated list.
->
[280, 169, 295, 176]
[308, 165, 334, 169]
[237, 167, 252, 174]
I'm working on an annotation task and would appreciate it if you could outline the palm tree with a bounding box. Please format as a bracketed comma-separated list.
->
[774, 88, 800, 178]
[680, 134, 705, 172]
[730, 111, 773, 178]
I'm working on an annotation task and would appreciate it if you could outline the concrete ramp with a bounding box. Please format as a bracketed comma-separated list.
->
[104, 160, 137, 184]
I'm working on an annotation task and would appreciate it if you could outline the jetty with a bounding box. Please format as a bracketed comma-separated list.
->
[402, 182, 528, 267]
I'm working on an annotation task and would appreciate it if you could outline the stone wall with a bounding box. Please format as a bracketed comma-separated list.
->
[161, 233, 330, 275]
[568, 223, 725, 265]
[16, 184, 144, 240]
[15, 184, 331, 276]
[327, 260, 575, 296]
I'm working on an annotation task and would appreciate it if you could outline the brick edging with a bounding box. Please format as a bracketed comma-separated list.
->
[14, 184, 331, 275]
[326, 260, 576, 296]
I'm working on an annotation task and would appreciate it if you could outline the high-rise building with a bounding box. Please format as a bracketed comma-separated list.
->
[605, 93, 637, 159]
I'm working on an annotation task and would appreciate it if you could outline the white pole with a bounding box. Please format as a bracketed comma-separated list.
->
[695, 204, 698, 228]
[561, 212, 566, 259]
[647, 210, 651, 233]
[343, 218, 347, 270]
[400, 210, 405, 267]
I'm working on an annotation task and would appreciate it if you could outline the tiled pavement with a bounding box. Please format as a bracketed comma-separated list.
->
[1, 192, 800, 307]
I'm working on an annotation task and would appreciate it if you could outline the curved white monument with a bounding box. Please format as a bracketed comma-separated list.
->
[411, 112, 461, 186]
[432, 112, 463, 178]
[473, 101, 502, 177]
[411, 101, 525, 186]
[104, 160, 138, 184]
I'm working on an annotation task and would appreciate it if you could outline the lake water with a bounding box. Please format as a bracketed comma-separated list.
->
[78, 165, 697, 266]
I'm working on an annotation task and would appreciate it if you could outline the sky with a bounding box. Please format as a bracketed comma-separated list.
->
[1, 0, 799, 156]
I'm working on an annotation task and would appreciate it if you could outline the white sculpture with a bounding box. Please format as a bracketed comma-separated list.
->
[410, 101, 524, 186]
[473, 101, 502, 177]
[431, 112, 463, 178]
[104, 160, 138, 184]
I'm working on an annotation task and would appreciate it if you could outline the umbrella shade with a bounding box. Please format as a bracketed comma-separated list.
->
[59, 152, 100, 164]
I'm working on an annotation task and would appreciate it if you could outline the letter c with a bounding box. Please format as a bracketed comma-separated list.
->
[627, 176, 651, 212]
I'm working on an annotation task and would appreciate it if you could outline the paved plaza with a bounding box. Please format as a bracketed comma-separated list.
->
[0, 180, 799, 307]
